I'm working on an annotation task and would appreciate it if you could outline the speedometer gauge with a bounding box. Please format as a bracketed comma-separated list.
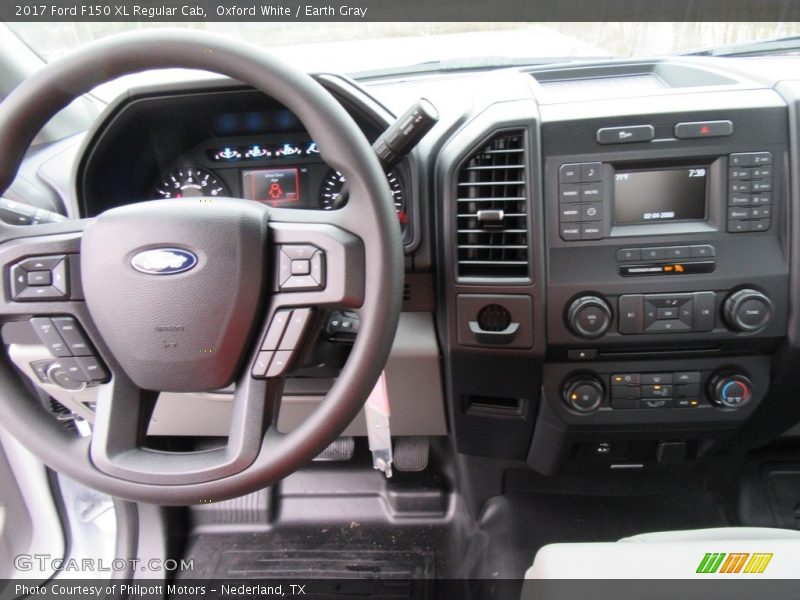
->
[319, 169, 407, 226]
[154, 167, 227, 199]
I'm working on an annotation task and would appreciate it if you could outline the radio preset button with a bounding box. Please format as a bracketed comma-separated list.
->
[752, 166, 772, 178]
[690, 245, 715, 258]
[641, 247, 665, 260]
[728, 194, 751, 206]
[729, 181, 751, 194]
[728, 207, 751, 220]
[750, 206, 771, 219]
[751, 219, 771, 232]
[665, 246, 691, 259]
[729, 167, 751, 180]
[728, 219, 751, 233]
[730, 152, 772, 167]
[750, 194, 771, 205]
[751, 179, 772, 192]
[616, 248, 641, 262]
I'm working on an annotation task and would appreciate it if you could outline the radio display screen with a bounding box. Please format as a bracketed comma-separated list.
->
[613, 166, 708, 225]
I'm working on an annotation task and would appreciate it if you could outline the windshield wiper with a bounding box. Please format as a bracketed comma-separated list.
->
[352, 55, 614, 80]
[685, 35, 800, 57]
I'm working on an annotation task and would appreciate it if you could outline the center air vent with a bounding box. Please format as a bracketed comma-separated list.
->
[455, 130, 529, 278]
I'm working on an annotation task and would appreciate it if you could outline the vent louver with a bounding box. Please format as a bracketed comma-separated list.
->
[455, 131, 529, 278]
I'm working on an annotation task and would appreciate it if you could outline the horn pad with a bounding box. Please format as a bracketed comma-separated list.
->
[81, 199, 269, 392]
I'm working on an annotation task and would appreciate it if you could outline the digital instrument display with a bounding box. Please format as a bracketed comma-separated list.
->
[614, 165, 708, 225]
[241, 168, 300, 205]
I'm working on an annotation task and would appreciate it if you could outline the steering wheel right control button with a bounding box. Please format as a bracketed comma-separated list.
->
[723, 289, 773, 332]
[46, 360, 86, 391]
[277, 244, 326, 291]
[10, 255, 70, 301]
[563, 375, 604, 413]
[709, 372, 753, 408]
[252, 309, 313, 378]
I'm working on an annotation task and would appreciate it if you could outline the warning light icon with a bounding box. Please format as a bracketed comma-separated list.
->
[700, 126, 710, 135]
[674, 264, 685, 273]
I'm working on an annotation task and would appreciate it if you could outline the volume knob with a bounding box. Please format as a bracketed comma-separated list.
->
[566, 295, 612, 339]
[723, 289, 772, 332]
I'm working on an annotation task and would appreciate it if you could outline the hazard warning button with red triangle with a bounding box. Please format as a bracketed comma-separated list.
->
[675, 120, 733, 139]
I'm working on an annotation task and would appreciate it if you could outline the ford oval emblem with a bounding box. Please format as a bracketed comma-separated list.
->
[131, 248, 198, 275]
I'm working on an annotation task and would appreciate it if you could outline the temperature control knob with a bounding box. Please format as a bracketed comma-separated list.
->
[723, 289, 772, 332]
[563, 375, 604, 413]
[708, 372, 753, 409]
[566, 296, 612, 338]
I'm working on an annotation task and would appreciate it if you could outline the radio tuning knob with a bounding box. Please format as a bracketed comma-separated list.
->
[566, 295, 612, 339]
[723, 289, 773, 332]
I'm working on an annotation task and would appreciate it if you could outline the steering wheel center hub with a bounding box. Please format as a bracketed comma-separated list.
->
[81, 199, 270, 392]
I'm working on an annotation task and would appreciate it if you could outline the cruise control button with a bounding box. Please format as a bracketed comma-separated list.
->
[279, 309, 312, 351]
[261, 310, 291, 350]
[30, 317, 71, 357]
[266, 350, 293, 378]
[74, 356, 108, 382]
[51, 317, 93, 356]
[252, 351, 273, 378]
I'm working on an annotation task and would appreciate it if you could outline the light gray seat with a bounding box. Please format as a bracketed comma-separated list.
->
[526, 527, 800, 579]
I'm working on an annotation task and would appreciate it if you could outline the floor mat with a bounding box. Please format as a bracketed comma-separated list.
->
[475, 491, 733, 578]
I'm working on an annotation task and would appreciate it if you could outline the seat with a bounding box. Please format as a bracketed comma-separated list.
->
[525, 527, 800, 579]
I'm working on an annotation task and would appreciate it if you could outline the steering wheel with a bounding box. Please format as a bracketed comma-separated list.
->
[0, 31, 403, 505]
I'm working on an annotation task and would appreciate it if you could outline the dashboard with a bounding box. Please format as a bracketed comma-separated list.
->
[8, 55, 800, 476]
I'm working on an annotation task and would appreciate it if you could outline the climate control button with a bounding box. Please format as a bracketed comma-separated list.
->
[708, 372, 753, 408]
[564, 376, 604, 413]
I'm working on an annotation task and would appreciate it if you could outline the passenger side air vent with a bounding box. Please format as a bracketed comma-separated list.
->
[456, 130, 529, 278]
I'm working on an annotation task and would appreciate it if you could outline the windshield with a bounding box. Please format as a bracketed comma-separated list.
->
[8, 22, 800, 76]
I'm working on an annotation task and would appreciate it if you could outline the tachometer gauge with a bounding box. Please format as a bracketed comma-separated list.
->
[154, 167, 227, 199]
[319, 169, 407, 226]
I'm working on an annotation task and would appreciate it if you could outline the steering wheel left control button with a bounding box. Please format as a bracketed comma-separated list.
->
[51, 316, 94, 356]
[30, 317, 71, 357]
[10, 255, 69, 301]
